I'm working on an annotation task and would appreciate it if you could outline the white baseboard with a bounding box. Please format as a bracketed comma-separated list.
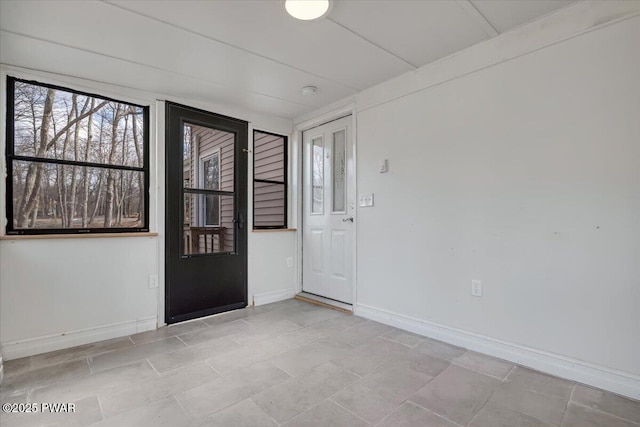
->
[354, 303, 640, 400]
[1, 316, 157, 361]
[253, 288, 296, 306]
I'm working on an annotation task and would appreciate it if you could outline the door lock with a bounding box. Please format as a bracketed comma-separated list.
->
[342, 217, 354, 223]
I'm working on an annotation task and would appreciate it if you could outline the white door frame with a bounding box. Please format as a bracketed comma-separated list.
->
[294, 104, 357, 307]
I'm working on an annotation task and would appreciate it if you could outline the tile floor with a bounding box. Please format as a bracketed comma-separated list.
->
[1, 298, 638, 427]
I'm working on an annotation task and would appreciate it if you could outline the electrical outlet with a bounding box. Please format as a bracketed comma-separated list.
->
[471, 280, 482, 297]
[286, 257, 293, 268]
[149, 275, 158, 289]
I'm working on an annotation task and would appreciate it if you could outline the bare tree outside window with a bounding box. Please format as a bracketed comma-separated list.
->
[6, 77, 149, 234]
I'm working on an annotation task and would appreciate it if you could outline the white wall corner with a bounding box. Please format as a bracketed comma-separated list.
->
[1, 316, 157, 361]
[354, 303, 640, 400]
[253, 288, 297, 306]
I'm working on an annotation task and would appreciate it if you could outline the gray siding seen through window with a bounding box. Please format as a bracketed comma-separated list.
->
[253, 131, 287, 229]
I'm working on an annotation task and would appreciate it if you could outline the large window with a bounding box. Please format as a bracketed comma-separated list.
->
[5, 77, 149, 234]
[253, 130, 287, 229]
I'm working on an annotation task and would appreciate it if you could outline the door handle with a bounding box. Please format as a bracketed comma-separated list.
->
[342, 217, 354, 223]
[233, 213, 244, 229]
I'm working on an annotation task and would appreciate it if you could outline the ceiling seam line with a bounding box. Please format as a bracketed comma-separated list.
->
[356, 11, 640, 116]
[326, 18, 419, 70]
[99, 0, 362, 93]
[457, 0, 500, 37]
[0, 29, 316, 110]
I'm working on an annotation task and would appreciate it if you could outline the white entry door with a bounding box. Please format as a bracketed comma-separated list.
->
[302, 116, 354, 304]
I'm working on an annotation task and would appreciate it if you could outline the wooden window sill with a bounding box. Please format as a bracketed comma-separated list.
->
[0, 232, 159, 240]
[252, 228, 297, 233]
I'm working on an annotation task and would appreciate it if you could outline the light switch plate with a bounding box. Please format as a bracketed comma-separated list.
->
[359, 193, 374, 207]
[471, 280, 482, 297]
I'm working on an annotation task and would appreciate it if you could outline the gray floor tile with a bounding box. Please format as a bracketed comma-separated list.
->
[332, 361, 433, 424]
[99, 361, 219, 418]
[334, 337, 409, 376]
[571, 384, 640, 424]
[175, 361, 291, 419]
[506, 366, 574, 399]
[399, 348, 451, 377]
[178, 319, 252, 346]
[2, 357, 31, 379]
[192, 399, 278, 427]
[206, 336, 298, 375]
[229, 319, 302, 345]
[334, 321, 395, 347]
[0, 389, 28, 405]
[130, 320, 208, 345]
[242, 309, 289, 326]
[469, 402, 552, 427]
[489, 379, 569, 425]
[283, 306, 345, 327]
[378, 402, 459, 427]
[454, 351, 514, 380]
[148, 336, 242, 373]
[416, 338, 466, 360]
[252, 362, 360, 423]
[92, 396, 190, 427]
[269, 338, 355, 377]
[279, 316, 363, 347]
[29, 337, 134, 371]
[259, 299, 309, 312]
[2, 359, 90, 394]
[202, 306, 261, 326]
[283, 400, 370, 427]
[410, 364, 500, 426]
[382, 330, 428, 348]
[562, 403, 637, 427]
[88, 337, 185, 372]
[5, 299, 637, 427]
[32, 360, 158, 403]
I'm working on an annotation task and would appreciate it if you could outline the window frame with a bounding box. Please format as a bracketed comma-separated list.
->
[5, 76, 150, 235]
[252, 129, 288, 230]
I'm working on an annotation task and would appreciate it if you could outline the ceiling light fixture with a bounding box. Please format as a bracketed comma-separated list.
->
[285, 0, 332, 21]
[301, 86, 318, 96]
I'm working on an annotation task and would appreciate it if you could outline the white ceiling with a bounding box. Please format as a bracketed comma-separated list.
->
[0, 0, 575, 120]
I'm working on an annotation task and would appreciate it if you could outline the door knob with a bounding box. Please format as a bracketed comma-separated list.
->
[342, 217, 354, 223]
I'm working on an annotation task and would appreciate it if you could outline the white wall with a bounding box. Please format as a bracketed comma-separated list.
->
[296, 2, 640, 398]
[357, 12, 640, 375]
[249, 232, 298, 305]
[0, 66, 296, 360]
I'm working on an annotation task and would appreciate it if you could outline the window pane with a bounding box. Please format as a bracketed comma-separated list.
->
[13, 80, 144, 167]
[254, 132, 285, 182]
[11, 160, 144, 229]
[254, 182, 285, 228]
[183, 123, 234, 192]
[332, 129, 346, 212]
[311, 136, 324, 214]
[183, 193, 234, 255]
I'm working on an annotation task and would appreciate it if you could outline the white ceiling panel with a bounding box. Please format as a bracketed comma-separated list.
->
[330, 0, 492, 68]
[106, 0, 414, 91]
[0, 31, 310, 119]
[471, 0, 576, 33]
[0, 0, 583, 119]
[0, 0, 354, 116]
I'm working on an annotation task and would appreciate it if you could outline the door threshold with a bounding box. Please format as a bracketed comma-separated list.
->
[295, 292, 353, 314]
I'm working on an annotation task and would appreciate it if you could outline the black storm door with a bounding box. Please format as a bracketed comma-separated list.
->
[165, 102, 248, 323]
